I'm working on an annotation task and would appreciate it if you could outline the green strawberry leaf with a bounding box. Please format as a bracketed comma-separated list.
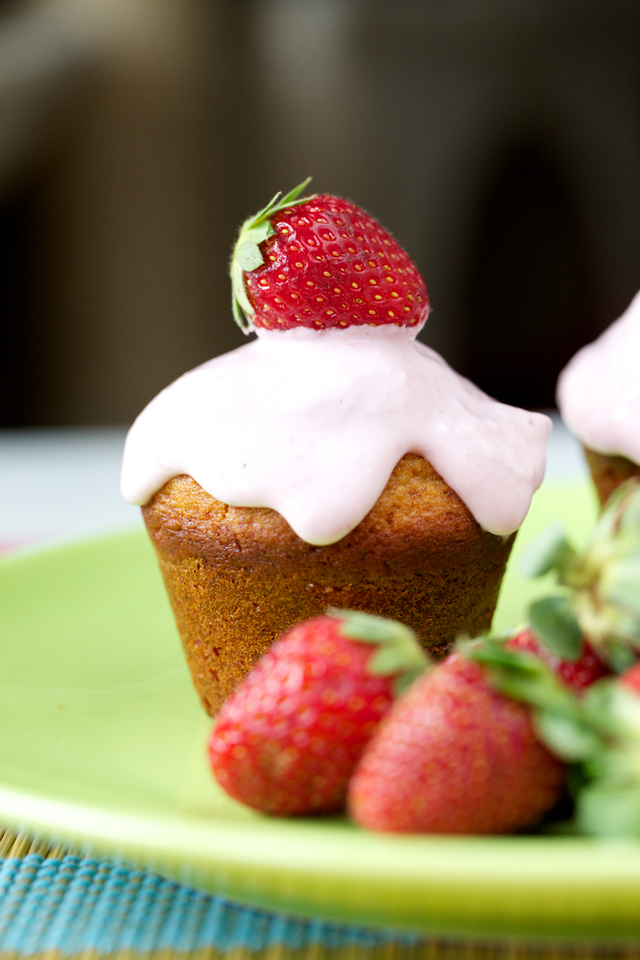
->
[462, 636, 537, 674]
[465, 637, 573, 712]
[332, 608, 414, 645]
[534, 709, 603, 763]
[603, 557, 640, 616]
[519, 523, 577, 579]
[566, 679, 640, 836]
[230, 259, 254, 332]
[603, 639, 638, 673]
[330, 608, 429, 695]
[368, 646, 418, 677]
[529, 595, 583, 661]
[577, 782, 640, 837]
[244, 178, 313, 233]
[235, 241, 264, 272]
[278, 177, 313, 209]
[229, 178, 314, 333]
[603, 681, 640, 738]
[578, 678, 640, 745]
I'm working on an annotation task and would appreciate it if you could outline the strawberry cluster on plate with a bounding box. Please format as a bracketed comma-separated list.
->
[208, 478, 640, 838]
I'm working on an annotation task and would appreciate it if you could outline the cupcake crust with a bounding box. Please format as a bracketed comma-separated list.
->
[143, 454, 514, 715]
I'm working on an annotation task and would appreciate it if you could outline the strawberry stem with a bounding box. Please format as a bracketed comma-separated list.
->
[328, 608, 429, 696]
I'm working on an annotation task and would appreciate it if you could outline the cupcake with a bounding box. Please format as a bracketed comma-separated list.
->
[121, 185, 550, 715]
[557, 290, 640, 507]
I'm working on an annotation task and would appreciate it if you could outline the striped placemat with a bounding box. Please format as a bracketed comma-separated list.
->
[0, 828, 424, 960]
[0, 829, 636, 960]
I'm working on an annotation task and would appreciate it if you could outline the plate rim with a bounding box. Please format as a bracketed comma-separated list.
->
[3, 776, 640, 944]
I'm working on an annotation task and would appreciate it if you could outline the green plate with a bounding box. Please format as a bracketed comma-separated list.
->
[1, 481, 640, 945]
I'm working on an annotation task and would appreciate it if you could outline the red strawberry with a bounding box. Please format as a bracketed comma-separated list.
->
[230, 180, 429, 333]
[620, 661, 640, 695]
[507, 628, 609, 692]
[208, 610, 428, 816]
[348, 650, 566, 834]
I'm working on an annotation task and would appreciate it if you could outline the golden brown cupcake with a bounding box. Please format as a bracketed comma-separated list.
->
[142, 456, 514, 715]
[122, 186, 549, 715]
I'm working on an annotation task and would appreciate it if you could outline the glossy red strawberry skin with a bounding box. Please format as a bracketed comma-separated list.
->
[507, 629, 609, 692]
[348, 653, 565, 834]
[244, 195, 429, 332]
[208, 616, 397, 816]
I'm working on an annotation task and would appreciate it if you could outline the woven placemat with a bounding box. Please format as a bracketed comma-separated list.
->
[0, 828, 426, 960]
[0, 829, 637, 960]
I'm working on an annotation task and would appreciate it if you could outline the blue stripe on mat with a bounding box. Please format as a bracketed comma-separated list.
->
[0, 855, 421, 955]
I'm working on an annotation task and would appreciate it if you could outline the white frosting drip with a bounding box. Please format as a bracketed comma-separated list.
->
[121, 325, 550, 545]
[557, 290, 640, 464]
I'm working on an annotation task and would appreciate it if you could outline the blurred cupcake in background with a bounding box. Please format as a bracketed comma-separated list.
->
[557, 290, 640, 507]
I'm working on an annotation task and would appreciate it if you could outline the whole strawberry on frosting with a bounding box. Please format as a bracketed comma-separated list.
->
[230, 179, 429, 333]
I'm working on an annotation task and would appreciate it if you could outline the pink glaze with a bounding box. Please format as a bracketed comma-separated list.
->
[121, 324, 550, 545]
[557, 290, 640, 465]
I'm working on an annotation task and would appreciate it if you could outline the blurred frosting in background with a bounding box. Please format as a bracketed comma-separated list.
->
[1, 0, 640, 426]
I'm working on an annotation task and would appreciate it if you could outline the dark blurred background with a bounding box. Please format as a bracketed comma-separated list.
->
[1, 0, 639, 426]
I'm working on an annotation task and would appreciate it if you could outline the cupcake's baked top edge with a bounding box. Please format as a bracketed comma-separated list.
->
[122, 325, 550, 544]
